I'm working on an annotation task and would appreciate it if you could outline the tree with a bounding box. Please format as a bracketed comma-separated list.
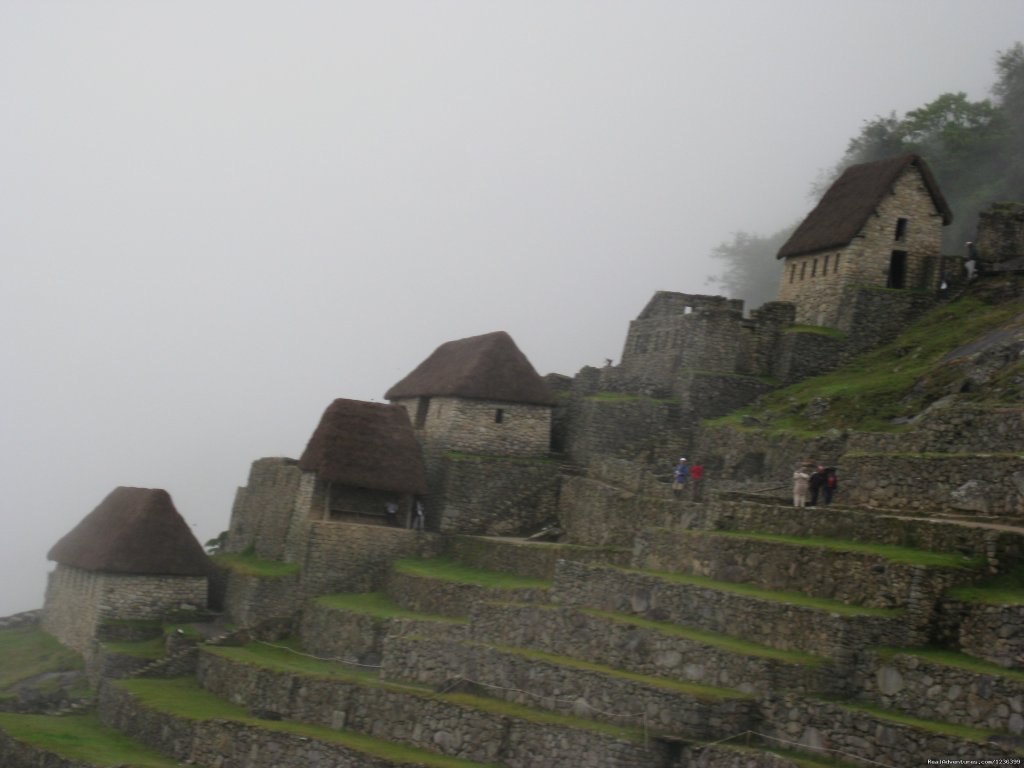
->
[705, 226, 795, 312]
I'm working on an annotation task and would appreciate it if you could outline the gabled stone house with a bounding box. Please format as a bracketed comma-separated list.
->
[297, 398, 427, 527]
[42, 487, 210, 657]
[386, 331, 560, 535]
[385, 330, 556, 458]
[776, 153, 953, 330]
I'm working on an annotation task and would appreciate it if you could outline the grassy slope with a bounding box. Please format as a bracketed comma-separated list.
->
[0, 627, 83, 689]
[709, 281, 1023, 435]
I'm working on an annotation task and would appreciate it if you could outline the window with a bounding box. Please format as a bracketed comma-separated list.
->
[895, 218, 908, 241]
[800, 262, 806, 280]
[414, 397, 430, 428]
[811, 258, 818, 277]
[823, 255, 830, 275]
[494, 408, 505, 424]
[789, 264, 796, 283]
[888, 251, 908, 289]
[834, 253, 841, 273]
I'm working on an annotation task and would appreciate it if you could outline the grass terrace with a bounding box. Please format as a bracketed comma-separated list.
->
[393, 558, 551, 590]
[0, 713, 181, 767]
[0, 626, 83, 689]
[116, 677, 500, 767]
[872, 647, 1024, 683]
[211, 549, 301, 578]
[948, 565, 1024, 605]
[314, 592, 467, 623]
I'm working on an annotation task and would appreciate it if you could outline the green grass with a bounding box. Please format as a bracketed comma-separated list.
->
[0, 713, 181, 766]
[315, 592, 467, 623]
[207, 642, 646, 743]
[783, 324, 847, 339]
[837, 700, 1003, 744]
[0, 626, 83, 689]
[585, 391, 679, 404]
[628, 566, 902, 617]
[691, 530, 983, 569]
[706, 289, 1024, 434]
[444, 451, 555, 464]
[948, 564, 1024, 605]
[118, 678, 499, 767]
[394, 558, 551, 590]
[874, 647, 1024, 682]
[205, 641, 391, 686]
[490, 643, 754, 700]
[211, 551, 301, 578]
[582, 609, 826, 666]
[102, 636, 166, 660]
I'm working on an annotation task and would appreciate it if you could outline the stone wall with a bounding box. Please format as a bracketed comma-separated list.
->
[0, 730, 96, 768]
[298, 520, 443, 597]
[379, 635, 757, 741]
[557, 474, 679, 548]
[196, 649, 663, 768]
[851, 649, 1024, 733]
[445, 534, 631, 580]
[553, 561, 913, 658]
[632, 528, 981, 614]
[220, 569, 302, 627]
[957, 602, 1024, 669]
[436, 454, 560, 535]
[467, 602, 837, 697]
[838, 285, 937, 356]
[225, 457, 304, 559]
[771, 329, 845, 384]
[562, 395, 692, 467]
[394, 396, 552, 457]
[976, 201, 1024, 263]
[41, 565, 207, 658]
[384, 569, 548, 618]
[758, 694, 1019, 765]
[843, 453, 1024, 516]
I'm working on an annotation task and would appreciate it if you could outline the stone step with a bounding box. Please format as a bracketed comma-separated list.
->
[684, 495, 1024, 566]
[299, 592, 468, 665]
[98, 676, 501, 768]
[384, 557, 550, 618]
[633, 528, 984, 611]
[553, 560, 911, 659]
[444, 534, 631, 580]
[759, 694, 1024, 766]
[196, 642, 665, 768]
[851, 647, 1024, 734]
[466, 601, 838, 696]
[379, 634, 758, 742]
[0, 711, 190, 767]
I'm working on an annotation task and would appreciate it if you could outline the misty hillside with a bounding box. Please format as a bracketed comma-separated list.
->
[711, 275, 1024, 435]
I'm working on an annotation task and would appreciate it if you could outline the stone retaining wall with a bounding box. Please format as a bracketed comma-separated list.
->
[445, 534, 630, 580]
[843, 453, 1024, 516]
[379, 635, 757, 741]
[632, 528, 982, 611]
[553, 561, 912, 659]
[384, 570, 548, 618]
[759, 694, 1019, 765]
[197, 649, 661, 768]
[958, 602, 1024, 670]
[221, 570, 302, 626]
[558, 474, 679, 547]
[0, 730, 94, 768]
[851, 649, 1024, 734]
[467, 602, 837, 696]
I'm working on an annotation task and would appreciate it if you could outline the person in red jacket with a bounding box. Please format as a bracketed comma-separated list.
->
[690, 461, 704, 501]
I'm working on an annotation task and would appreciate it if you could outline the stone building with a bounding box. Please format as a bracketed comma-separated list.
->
[776, 153, 953, 330]
[386, 331, 560, 535]
[385, 330, 556, 457]
[297, 398, 427, 527]
[226, 399, 427, 560]
[41, 487, 210, 657]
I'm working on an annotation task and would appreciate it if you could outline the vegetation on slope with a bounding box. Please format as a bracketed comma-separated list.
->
[707, 278, 1023, 435]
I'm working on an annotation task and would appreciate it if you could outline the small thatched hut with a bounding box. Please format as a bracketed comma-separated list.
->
[386, 330, 555, 457]
[42, 487, 210, 656]
[298, 398, 427, 525]
[776, 154, 952, 329]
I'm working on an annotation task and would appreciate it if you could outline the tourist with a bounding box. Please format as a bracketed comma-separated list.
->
[672, 458, 689, 499]
[822, 467, 838, 505]
[385, 501, 399, 526]
[793, 464, 811, 507]
[690, 461, 704, 501]
[808, 465, 825, 506]
[412, 499, 425, 531]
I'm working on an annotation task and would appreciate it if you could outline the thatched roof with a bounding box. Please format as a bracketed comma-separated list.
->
[298, 399, 427, 494]
[777, 154, 952, 260]
[48, 487, 210, 576]
[385, 331, 556, 406]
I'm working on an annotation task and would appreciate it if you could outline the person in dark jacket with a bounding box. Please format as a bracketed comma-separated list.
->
[808, 465, 825, 506]
[822, 467, 838, 505]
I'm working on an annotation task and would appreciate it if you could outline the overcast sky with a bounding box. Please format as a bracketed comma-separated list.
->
[1, 1, 1020, 616]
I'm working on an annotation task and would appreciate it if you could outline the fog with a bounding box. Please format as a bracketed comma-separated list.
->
[1, 1, 1020, 616]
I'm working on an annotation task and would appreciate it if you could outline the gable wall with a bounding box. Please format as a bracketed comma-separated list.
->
[394, 396, 551, 457]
